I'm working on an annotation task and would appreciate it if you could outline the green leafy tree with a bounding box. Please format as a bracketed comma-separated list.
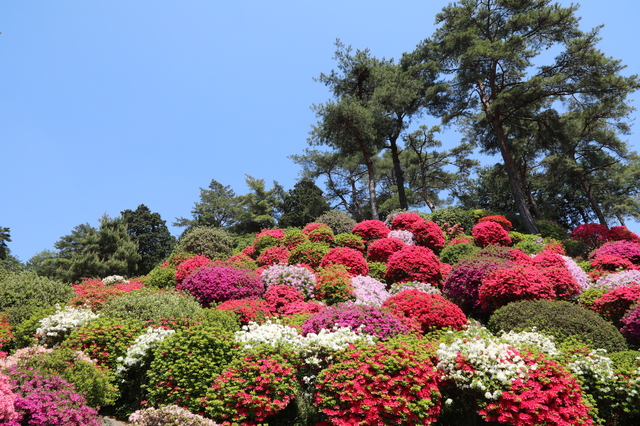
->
[231, 175, 283, 234]
[278, 178, 330, 228]
[0, 227, 10, 261]
[174, 179, 243, 229]
[56, 215, 141, 283]
[419, 0, 639, 234]
[25, 249, 59, 278]
[121, 204, 176, 275]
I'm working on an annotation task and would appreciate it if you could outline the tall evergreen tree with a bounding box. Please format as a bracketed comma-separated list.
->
[174, 179, 243, 229]
[0, 227, 11, 261]
[278, 178, 330, 228]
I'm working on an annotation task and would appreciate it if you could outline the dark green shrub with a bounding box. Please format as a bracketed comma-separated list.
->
[8, 306, 56, 351]
[487, 299, 627, 353]
[0, 271, 74, 327]
[315, 210, 357, 235]
[535, 219, 568, 240]
[100, 289, 203, 323]
[64, 316, 146, 370]
[18, 346, 118, 408]
[367, 261, 387, 282]
[563, 239, 591, 259]
[145, 324, 240, 413]
[608, 350, 640, 374]
[439, 243, 479, 265]
[175, 226, 234, 259]
[427, 207, 476, 235]
[141, 265, 177, 289]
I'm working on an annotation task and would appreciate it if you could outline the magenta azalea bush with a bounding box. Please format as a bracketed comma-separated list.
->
[177, 265, 264, 307]
[302, 302, 407, 339]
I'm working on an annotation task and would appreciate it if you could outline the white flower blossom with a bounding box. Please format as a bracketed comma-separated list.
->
[36, 305, 99, 347]
[116, 326, 175, 375]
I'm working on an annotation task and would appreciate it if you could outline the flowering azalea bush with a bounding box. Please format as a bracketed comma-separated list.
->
[479, 265, 556, 311]
[320, 247, 369, 277]
[333, 233, 365, 252]
[0, 373, 18, 424]
[302, 302, 406, 340]
[205, 349, 299, 424]
[314, 338, 442, 426]
[35, 305, 100, 347]
[390, 212, 425, 231]
[282, 229, 308, 249]
[306, 226, 335, 244]
[410, 220, 446, 252]
[477, 215, 513, 231]
[591, 240, 640, 265]
[621, 304, 640, 345]
[382, 290, 467, 334]
[264, 284, 305, 314]
[261, 263, 316, 298]
[177, 265, 264, 307]
[591, 254, 635, 273]
[472, 221, 512, 247]
[287, 241, 330, 268]
[70, 278, 145, 311]
[388, 229, 416, 245]
[385, 245, 442, 285]
[116, 326, 176, 375]
[215, 298, 273, 324]
[596, 269, 640, 290]
[351, 275, 391, 307]
[389, 280, 441, 296]
[591, 285, 640, 325]
[570, 223, 613, 249]
[129, 405, 219, 426]
[256, 245, 290, 267]
[351, 220, 390, 242]
[314, 265, 354, 305]
[366, 237, 406, 262]
[175, 255, 211, 283]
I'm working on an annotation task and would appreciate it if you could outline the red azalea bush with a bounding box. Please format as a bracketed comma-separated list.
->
[280, 301, 326, 317]
[320, 247, 369, 277]
[257, 246, 290, 267]
[205, 350, 299, 425]
[351, 220, 390, 242]
[540, 266, 581, 300]
[479, 352, 593, 426]
[314, 339, 441, 426]
[591, 240, 640, 265]
[264, 285, 305, 314]
[479, 265, 556, 311]
[314, 265, 355, 305]
[385, 245, 442, 285]
[215, 298, 273, 325]
[591, 285, 640, 325]
[442, 256, 514, 313]
[333, 233, 366, 252]
[5, 367, 101, 426]
[532, 251, 567, 269]
[287, 241, 330, 269]
[367, 237, 406, 263]
[477, 215, 513, 231]
[255, 228, 286, 240]
[472, 221, 512, 247]
[176, 265, 264, 307]
[382, 290, 467, 334]
[0, 315, 13, 350]
[609, 226, 640, 243]
[409, 220, 446, 252]
[70, 278, 145, 311]
[302, 222, 332, 235]
[570, 223, 613, 249]
[591, 254, 635, 272]
[390, 213, 424, 231]
[175, 254, 211, 283]
[301, 302, 407, 339]
[307, 226, 335, 244]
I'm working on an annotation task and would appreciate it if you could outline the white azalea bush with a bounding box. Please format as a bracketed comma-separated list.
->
[36, 305, 99, 347]
[116, 326, 176, 375]
[102, 275, 130, 285]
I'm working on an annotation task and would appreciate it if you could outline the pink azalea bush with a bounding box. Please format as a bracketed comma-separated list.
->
[366, 237, 406, 263]
[175, 255, 211, 283]
[351, 275, 391, 307]
[351, 220, 390, 242]
[0, 374, 17, 424]
[479, 265, 556, 311]
[177, 265, 264, 307]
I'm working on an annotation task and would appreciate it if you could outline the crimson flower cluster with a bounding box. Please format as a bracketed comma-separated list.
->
[351, 220, 390, 241]
[472, 221, 512, 247]
[320, 247, 369, 277]
[382, 290, 467, 334]
[386, 245, 442, 285]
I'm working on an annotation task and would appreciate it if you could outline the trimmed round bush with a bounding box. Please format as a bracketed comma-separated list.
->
[390, 212, 425, 231]
[427, 206, 476, 235]
[100, 289, 203, 323]
[314, 265, 354, 305]
[287, 240, 330, 269]
[306, 225, 335, 244]
[439, 242, 479, 265]
[388, 229, 416, 245]
[141, 265, 177, 289]
[282, 229, 308, 250]
[333, 233, 366, 252]
[264, 284, 305, 314]
[367, 237, 406, 263]
[409, 220, 446, 253]
[472, 221, 512, 247]
[487, 299, 628, 352]
[256, 245, 290, 267]
[175, 255, 211, 283]
[352, 275, 391, 307]
[315, 210, 358, 235]
[385, 245, 442, 285]
[352, 220, 390, 242]
[0, 271, 74, 327]
[215, 298, 273, 324]
[5, 366, 102, 426]
[382, 290, 467, 334]
[314, 338, 441, 426]
[302, 302, 406, 339]
[205, 349, 299, 424]
[477, 214, 513, 231]
[145, 323, 240, 413]
[175, 226, 234, 260]
[320, 247, 369, 277]
[261, 263, 316, 299]
[479, 265, 556, 311]
[176, 265, 264, 307]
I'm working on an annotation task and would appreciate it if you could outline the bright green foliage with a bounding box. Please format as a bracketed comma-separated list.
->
[487, 299, 627, 353]
[0, 271, 73, 327]
[64, 316, 146, 371]
[195, 308, 242, 333]
[287, 241, 330, 269]
[145, 324, 240, 413]
[175, 226, 234, 260]
[367, 261, 386, 281]
[439, 243, 479, 265]
[56, 216, 141, 283]
[121, 204, 176, 275]
[279, 178, 330, 228]
[427, 207, 476, 236]
[141, 264, 177, 289]
[10, 306, 57, 350]
[17, 347, 118, 408]
[100, 289, 203, 323]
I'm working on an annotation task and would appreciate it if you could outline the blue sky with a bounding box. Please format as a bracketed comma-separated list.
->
[2, 1, 640, 263]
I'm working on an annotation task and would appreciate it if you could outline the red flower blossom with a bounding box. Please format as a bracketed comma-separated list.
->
[472, 221, 512, 247]
[386, 245, 442, 285]
[382, 290, 467, 333]
[479, 265, 555, 311]
[367, 237, 406, 263]
[320, 247, 369, 277]
[352, 220, 390, 242]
